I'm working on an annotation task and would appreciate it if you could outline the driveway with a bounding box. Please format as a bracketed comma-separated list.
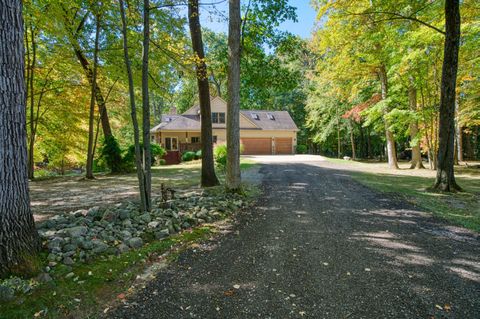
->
[106, 159, 480, 318]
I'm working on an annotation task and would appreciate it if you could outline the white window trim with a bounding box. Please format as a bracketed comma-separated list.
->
[165, 137, 178, 151]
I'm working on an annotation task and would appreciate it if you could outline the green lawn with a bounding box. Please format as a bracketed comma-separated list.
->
[350, 171, 480, 232]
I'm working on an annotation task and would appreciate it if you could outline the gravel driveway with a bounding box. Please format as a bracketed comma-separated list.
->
[106, 157, 480, 318]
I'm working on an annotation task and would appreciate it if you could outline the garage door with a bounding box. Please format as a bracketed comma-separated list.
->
[241, 138, 272, 155]
[275, 138, 293, 154]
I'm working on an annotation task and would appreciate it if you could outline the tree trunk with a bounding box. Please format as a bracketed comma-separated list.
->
[0, 0, 41, 277]
[142, 0, 152, 211]
[226, 0, 241, 191]
[86, 14, 100, 180]
[408, 84, 424, 169]
[455, 96, 463, 162]
[188, 0, 220, 187]
[378, 65, 399, 169]
[27, 24, 36, 180]
[119, 0, 147, 212]
[349, 120, 356, 160]
[433, 0, 461, 191]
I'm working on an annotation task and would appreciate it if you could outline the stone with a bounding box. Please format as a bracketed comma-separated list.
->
[80, 240, 94, 250]
[148, 221, 160, 229]
[63, 244, 77, 252]
[102, 210, 117, 222]
[92, 240, 109, 254]
[63, 257, 74, 265]
[118, 210, 130, 221]
[36, 273, 53, 283]
[0, 286, 15, 302]
[138, 213, 151, 223]
[106, 247, 119, 256]
[155, 229, 170, 239]
[118, 243, 130, 253]
[48, 237, 64, 251]
[65, 272, 75, 279]
[87, 206, 102, 220]
[122, 219, 132, 228]
[128, 237, 143, 249]
[73, 209, 88, 217]
[119, 230, 132, 240]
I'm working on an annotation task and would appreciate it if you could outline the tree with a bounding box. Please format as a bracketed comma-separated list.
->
[226, 0, 241, 191]
[0, 0, 41, 277]
[86, 11, 101, 179]
[433, 0, 461, 191]
[187, 0, 219, 187]
[142, 0, 152, 210]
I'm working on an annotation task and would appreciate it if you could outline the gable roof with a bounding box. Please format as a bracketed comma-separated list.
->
[151, 97, 299, 132]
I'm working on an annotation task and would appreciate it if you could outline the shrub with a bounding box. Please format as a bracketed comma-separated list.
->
[195, 150, 202, 159]
[214, 144, 227, 169]
[296, 144, 308, 154]
[159, 159, 167, 166]
[100, 136, 125, 173]
[182, 151, 196, 162]
[124, 143, 166, 167]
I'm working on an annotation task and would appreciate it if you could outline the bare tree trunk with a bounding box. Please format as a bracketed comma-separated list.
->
[349, 120, 356, 160]
[86, 13, 100, 180]
[455, 95, 463, 162]
[0, 0, 41, 277]
[142, 0, 152, 211]
[27, 24, 36, 180]
[188, 0, 219, 187]
[434, 0, 461, 192]
[378, 65, 399, 169]
[408, 84, 424, 169]
[119, 0, 147, 211]
[226, 0, 241, 191]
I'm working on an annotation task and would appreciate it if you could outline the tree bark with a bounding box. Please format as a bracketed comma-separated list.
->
[349, 120, 356, 160]
[408, 84, 424, 169]
[378, 65, 399, 169]
[86, 13, 100, 180]
[226, 0, 241, 191]
[0, 0, 41, 277]
[433, 0, 461, 191]
[119, 0, 147, 212]
[26, 24, 36, 180]
[142, 0, 152, 211]
[455, 95, 463, 162]
[188, 0, 220, 187]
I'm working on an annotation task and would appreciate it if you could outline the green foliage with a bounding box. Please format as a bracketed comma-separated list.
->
[159, 159, 167, 166]
[100, 136, 125, 173]
[124, 143, 166, 167]
[181, 151, 196, 162]
[195, 150, 202, 159]
[296, 144, 307, 154]
[213, 144, 228, 169]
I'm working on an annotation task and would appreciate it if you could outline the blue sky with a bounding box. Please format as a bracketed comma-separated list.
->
[199, 0, 318, 39]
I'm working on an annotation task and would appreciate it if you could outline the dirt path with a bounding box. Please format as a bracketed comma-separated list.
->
[106, 160, 480, 318]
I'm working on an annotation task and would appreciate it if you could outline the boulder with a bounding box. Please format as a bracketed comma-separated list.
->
[66, 226, 88, 237]
[128, 237, 143, 249]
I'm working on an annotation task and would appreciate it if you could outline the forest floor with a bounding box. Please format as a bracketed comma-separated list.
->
[30, 160, 257, 222]
[104, 155, 480, 318]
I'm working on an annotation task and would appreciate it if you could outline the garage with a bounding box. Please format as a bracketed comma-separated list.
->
[241, 138, 272, 155]
[275, 138, 293, 154]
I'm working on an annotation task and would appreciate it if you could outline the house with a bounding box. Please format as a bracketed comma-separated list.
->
[150, 97, 299, 164]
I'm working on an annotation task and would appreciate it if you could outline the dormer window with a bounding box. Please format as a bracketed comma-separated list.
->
[267, 113, 275, 120]
[165, 117, 172, 122]
[251, 113, 259, 120]
[212, 112, 225, 124]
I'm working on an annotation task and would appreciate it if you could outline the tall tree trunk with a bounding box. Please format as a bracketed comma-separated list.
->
[86, 14, 100, 180]
[188, 0, 219, 187]
[0, 0, 41, 277]
[336, 105, 341, 158]
[27, 25, 36, 180]
[408, 83, 424, 169]
[378, 65, 399, 169]
[433, 0, 461, 191]
[142, 0, 152, 211]
[119, 0, 147, 211]
[349, 120, 356, 160]
[226, 0, 241, 191]
[455, 96, 463, 162]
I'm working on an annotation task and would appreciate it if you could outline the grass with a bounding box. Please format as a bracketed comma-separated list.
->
[350, 170, 480, 232]
[0, 226, 215, 319]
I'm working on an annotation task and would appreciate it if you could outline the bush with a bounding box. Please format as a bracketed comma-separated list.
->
[124, 143, 166, 167]
[214, 144, 227, 169]
[159, 159, 166, 166]
[100, 136, 125, 173]
[296, 144, 308, 154]
[182, 151, 196, 162]
[195, 150, 202, 159]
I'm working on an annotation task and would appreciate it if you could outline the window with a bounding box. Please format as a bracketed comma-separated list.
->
[213, 136, 218, 144]
[191, 137, 200, 144]
[251, 113, 259, 120]
[212, 112, 226, 124]
[165, 137, 178, 151]
[267, 113, 275, 120]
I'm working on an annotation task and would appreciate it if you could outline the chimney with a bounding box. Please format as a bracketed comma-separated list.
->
[169, 106, 177, 115]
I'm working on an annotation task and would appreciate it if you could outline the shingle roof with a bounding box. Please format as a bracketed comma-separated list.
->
[240, 110, 298, 131]
[151, 105, 298, 132]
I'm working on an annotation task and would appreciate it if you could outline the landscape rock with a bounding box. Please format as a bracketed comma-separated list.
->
[0, 286, 15, 302]
[128, 237, 143, 249]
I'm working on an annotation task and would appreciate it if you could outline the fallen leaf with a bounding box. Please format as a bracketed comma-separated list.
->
[117, 293, 126, 300]
[233, 284, 240, 289]
[444, 304, 452, 311]
[435, 304, 443, 310]
[224, 289, 235, 297]
[364, 268, 371, 272]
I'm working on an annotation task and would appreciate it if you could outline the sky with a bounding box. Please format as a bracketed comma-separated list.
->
[199, 0, 318, 39]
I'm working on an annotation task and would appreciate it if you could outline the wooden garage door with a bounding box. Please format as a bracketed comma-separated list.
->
[241, 138, 272, 155]
[275, 138, 293, 154]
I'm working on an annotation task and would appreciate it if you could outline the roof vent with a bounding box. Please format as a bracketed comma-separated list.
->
[251, 113, 259, 120]
[267, 113, 275, 120]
